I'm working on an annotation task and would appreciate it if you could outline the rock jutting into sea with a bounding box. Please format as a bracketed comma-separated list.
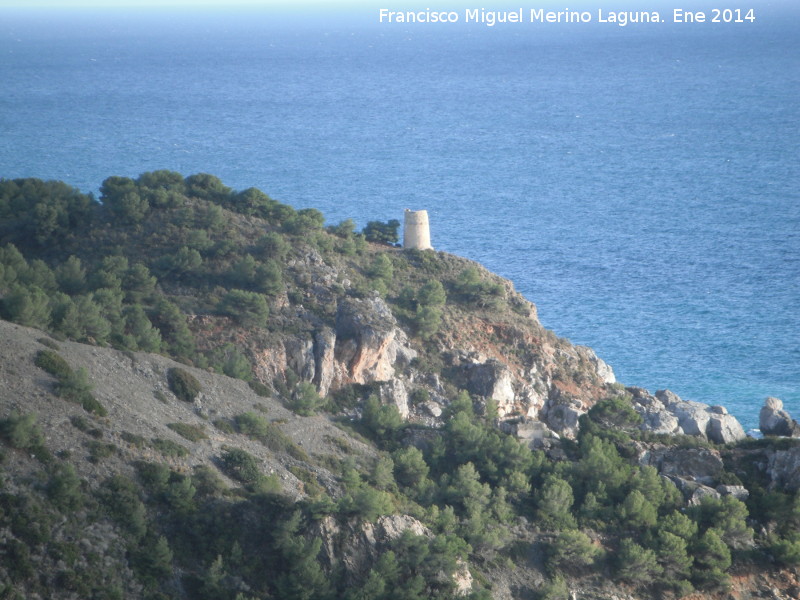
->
[759, 396, 800, 437]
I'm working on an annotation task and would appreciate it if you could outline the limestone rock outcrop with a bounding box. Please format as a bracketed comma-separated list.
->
[643, 446, 725, 485]
[629, 387, 746, 444]
[760, 397, 800, 437]
[577, 346, 616, 385]
[463, 358, 516, 416]
[312, 327, 336, 397]
[765, 446, 800, 492]
[253, 296, 417, 412]
[334, 296, 416, 385]
[313, 514, 472, 595]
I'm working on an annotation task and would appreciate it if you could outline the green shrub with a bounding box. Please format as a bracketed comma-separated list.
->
[252, 473, 283, 496]
[392, 446, 430, 489]
[361, 395, 403, 442]
[34, 348, 72, 379]
[46, 463, 84, 511]
[771, 536, 800, 566]
[38, 337, 60, 350]
[5, 538, 35, 581]
[362, 220, 400, 245]
[168, 367, 201, 402]
[287, 381, 323, 416]
[615, 538, 661, 585]
[151, 438, 189, 458]
[216, 289, 269, 328]
[547, 530, 601, 573]
[248, 380, 271, 397]
[70, 415, 94, 434]
[288, 465, 324, 497]
[98, 475, 147, 540]
[454, 266, 505, 308]
[36, 349, 107, 416]
[0, 411, 45, 450]
[120, 431, 148, 448]
[417, 279, 447, 307]
[58, 367, 106, 416]
[87, 440, 117, 463]
[132, 534, 173, 582]
[79, 393, 108, 417]
[220, 447, 261, 484]
[413, 305, 443, 340]
[235, 412, 271, 439]
[135, 461, 171, 493]
[167, 422, 208, 442]
[192, 464, 227, 497]
[234, 412, 309, 461]
[368, 254, 394, 281]
[213, 418, 236, 434]
[537, 575, 570, 600]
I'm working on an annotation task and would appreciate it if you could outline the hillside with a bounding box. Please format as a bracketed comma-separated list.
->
[1, 172, 799, 600]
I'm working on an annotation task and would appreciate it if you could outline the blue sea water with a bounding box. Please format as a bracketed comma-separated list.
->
[1, 5, 798, 432]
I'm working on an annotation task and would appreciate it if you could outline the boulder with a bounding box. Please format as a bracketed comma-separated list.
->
[630, 388, 746, 444]
[629, 387, 681, 435]
[708, 412, 747, 444]
[657, 390, 712, 437]
[422, 401, 443, 418]
[687, 483, 722, 506]
[759, 397, 800, 437]
[716, 485, 750, 501]
[544, 400, 585, 438]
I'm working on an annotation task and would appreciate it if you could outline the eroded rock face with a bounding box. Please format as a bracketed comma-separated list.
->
[464, 359, 516, 417]
[254, 297, 417, 398]
[643, 447, 724, 485]
[629, 388, 746, 444]
[543, 399, 585, 437]
[285, 337, 315, 382]
[313, 514, 471, 594]
[312, 328, 336, 397]
[766, 446, 800, 492]
[576, 346, 616, 385]
[334, 297, 416, 385]
[379, 378, 410, 420]
[760, 397, 800, 437]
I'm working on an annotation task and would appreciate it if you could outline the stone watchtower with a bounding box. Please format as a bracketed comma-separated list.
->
[403, 209, 432, 250]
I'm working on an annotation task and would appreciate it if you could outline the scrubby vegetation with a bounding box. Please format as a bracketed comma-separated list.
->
[168, 367, 202, 402]
[0, 172, 512, 383]
[1, 172, 799, 599]
[34, 348, 107, 416]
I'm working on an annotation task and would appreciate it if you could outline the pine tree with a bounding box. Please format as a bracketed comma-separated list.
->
[615, 538, 661, 585]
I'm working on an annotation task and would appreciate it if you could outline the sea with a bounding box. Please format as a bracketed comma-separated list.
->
[1, 3, 798, 433]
